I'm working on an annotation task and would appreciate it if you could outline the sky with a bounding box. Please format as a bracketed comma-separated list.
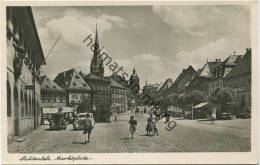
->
[32, 5, 251, 88]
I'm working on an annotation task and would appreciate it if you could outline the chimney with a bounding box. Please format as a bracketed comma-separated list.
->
[246, 48, 251, 53]
[219, 59, 221, 62]
[215, 59, 218, 62]
[182, 69, 185, 72]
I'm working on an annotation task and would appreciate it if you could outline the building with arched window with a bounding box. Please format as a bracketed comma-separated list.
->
[6, 7, 46, 140]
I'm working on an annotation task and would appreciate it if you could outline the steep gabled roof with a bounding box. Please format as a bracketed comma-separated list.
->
[157, 78, 172, 91]
[223, 55, 243, 66]
[54, 68, 91, 91]
[172, 65, 196, 87]
[40, 75, 65, 93]
[199, 62, 221, 78]
[225, 49, 251, 78]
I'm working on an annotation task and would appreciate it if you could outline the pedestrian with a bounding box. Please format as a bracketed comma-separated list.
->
[129, 116, 137, 139]
[152, 116, 158, 136]
[72, 107, 78, 124]
[211, 106, 217, 125]
[82, 113, 93, 144]
[146, 113, 153, 136]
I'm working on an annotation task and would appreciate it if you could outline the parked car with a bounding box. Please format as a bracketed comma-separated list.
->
[238, 112, 251, 119]
[49, 113, 67, 130]
[220, 112, 232, 120]
[73, 113, 95, 130]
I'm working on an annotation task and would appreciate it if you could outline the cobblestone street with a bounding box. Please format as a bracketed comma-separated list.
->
[8, 113, 251, 153]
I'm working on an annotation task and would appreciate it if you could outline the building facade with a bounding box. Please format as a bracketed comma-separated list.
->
[81, 25, 111, 122]
[171, 65, 196, 94]
[110, 79, 127, 114]
[143, 81, 160, 96]
[54, 68, 91, 108]
[209, 55, 242, 96]
[39, 75, 67, 108]
[224, 48, 251, 110]
[189, 61, 221, 95]
[6, 7, 45, 139]
[82, 74, 111, 122]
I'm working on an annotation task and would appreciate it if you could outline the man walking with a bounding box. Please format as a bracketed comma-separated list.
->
[211, 106, 217, 125]
[129, 116, 137, 139]
[82, 113, 93, 144]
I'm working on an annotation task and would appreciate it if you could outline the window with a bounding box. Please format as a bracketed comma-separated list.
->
[72, 94, 78, 99]
[56, 96, 60, 103]
[62, 97, 66, 103]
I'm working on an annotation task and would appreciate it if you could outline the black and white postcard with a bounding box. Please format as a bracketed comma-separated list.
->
[1, 0, 258, 164]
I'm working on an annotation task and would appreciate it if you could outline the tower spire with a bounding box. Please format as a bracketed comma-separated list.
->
[90, 23, 104, 77]
[95, 23, 99, 47]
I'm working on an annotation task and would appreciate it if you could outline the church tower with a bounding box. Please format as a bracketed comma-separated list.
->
[90, 24, 104, 78]
[130, 68, 140, 95]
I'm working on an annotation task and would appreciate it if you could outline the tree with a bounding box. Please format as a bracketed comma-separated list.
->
[209, 87, 234, 113]
[183, 90, 206, 106]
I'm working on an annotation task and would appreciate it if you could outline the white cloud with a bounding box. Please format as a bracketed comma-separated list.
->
[152, 5, 250, 37]
[37, 8, 128, 80]
[40, 9, 128, 48]
[175, 36, 250, 71]
[153, 5, 250, 73]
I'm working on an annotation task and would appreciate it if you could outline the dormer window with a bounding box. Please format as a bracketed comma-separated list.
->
[73, 82, 76, 86]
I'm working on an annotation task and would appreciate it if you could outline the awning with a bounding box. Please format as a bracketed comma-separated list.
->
[42, 107, 73, 114]
[42, 108, 58, 114]
[193, 102, 209, 109]
[62, 107, 73, 113]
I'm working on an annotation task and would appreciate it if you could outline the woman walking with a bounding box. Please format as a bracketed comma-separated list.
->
[129, 116, 137, 139]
